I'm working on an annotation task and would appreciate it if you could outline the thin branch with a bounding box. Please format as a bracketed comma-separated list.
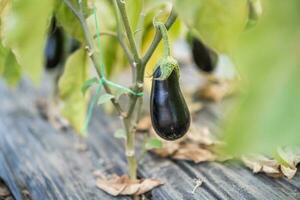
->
[93, 31, 118, 38]
[63, 0, 125, 116]
[116, 0, 141, 64]
[93, 31, 134, 63]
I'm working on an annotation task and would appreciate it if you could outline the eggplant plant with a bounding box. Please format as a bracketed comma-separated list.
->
[0, 0, 250, 181]
[7, 0, 300, 195]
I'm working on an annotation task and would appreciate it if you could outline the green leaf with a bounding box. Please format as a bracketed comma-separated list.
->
[145, 138, 163, 150]
[173, 0, 248, 53]
[223, 0, 300, 155]
[55, 0, 89, 42]
[97, 93, 115, 105]
[126, 0, 142, 32]
[88, 0, 125, 77]
[0, 42, 21, 86]
[59, 48, 88, 135]
[1, 0, 55, 83]
[114, 129, 127, 140]
[81, 77, 98, 95]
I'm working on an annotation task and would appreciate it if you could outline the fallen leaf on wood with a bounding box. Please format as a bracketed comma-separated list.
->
[96, 175, 163, 196]
[242, 147, 300, 179]
[35, 98, 69, 131]
[150, 124, 224, 163]
[173, 144, 217, 163]
[137, 116, 152, 132]
[188, 101, 204, 114]
[277, 146, 300, 179]
[242, 155, 282, 177]
[197, 78, 235, 102]
[152, 142, 180, 158]
[186, 126, 218, 146]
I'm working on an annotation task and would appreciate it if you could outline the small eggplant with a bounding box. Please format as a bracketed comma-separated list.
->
[150, 67, 191, 141]
[192, 38, 218, 73]
[44, 20, 64, 70]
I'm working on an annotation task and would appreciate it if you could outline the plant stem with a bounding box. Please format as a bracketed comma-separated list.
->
[116, 0, 140, 63]
[115, 0, 143, 181]
[65, 0, 177, 184]
[63, 0, 125, 117]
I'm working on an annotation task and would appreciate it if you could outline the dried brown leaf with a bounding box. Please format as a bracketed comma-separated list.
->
[35, 98, 69, 131]
[242, 155, 281, 176]
[197, 78, 235, 102]
[188, 101, 204, 114]
[137, 116, 152, 132]
[277, 146, 300, 168]
[280, 165, 297, 179]
[152, 142, 180, 157]
[187, 126, 217, 146]
[173, 144, 217, 163]
[96, 175, 163, 196]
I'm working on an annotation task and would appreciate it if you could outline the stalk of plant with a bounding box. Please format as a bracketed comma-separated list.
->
[63, 0, 177, 180]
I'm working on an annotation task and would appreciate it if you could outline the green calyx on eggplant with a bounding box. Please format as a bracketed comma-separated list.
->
[191, 37, 218, 73]
[150, 59, 191, 141]
[44, 18, 64, 70]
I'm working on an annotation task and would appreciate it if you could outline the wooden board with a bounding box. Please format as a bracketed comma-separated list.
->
[0, 80, 300, 200]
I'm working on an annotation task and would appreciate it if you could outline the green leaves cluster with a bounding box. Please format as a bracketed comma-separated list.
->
[173, 0, 248, 53]
[58, 48, 88, 134]
[223, 0, 300, 155]
[1, 0, 54, 83]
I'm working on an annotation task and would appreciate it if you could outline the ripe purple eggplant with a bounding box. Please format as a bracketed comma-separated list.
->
[150, 67, 191, 141]
[192, 38, 218, 73]
[44, 19, 64, 70]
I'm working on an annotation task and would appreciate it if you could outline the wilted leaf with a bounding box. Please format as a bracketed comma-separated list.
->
[96, 175, 163, 196]
[145, 138, 163, 150]
[114, 129, 126, 140]
[97, 93, 115, 105]
[242, 147, 300, 179]
[81, 77, 98, 95]
[173, 0, 248, 53]
[242, 155, 281, 177]
[59, 49, 88, 135]
[0, 42, 21, 85]
[1, 0, 54, 83]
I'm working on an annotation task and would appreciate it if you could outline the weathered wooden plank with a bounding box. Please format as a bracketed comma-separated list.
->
[0, 81, 130, 200]
[91, 114, 217, 200]
[0, 153, 24, 200]
[1, 77, 300, 200]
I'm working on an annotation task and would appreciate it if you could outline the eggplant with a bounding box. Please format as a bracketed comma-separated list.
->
[44, 20, 64, 70]
[192, 38, 218, 73]
[150, 67, 191, 141]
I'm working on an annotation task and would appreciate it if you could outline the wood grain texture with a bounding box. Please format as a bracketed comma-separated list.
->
[0, 79, 299, 200]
